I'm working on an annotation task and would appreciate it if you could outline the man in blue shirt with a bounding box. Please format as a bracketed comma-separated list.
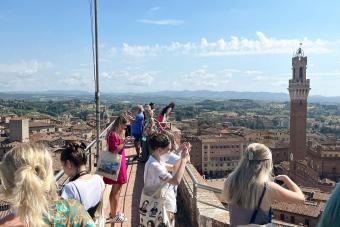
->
[131, 105, 144, 160]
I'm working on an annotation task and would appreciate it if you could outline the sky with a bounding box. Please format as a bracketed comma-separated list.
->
[1, 0, 340, 96]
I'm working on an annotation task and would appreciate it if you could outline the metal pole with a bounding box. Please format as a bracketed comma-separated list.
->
[88, 147, 92, 171]
[94, 0, 100, 167]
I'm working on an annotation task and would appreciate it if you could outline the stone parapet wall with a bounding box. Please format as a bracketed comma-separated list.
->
[178, 164, 230, 227]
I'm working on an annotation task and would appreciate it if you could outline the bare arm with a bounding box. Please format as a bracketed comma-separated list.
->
[168, 150, 189, 186]
[270, 175, 305, 203]
[112, 143, 125, 154]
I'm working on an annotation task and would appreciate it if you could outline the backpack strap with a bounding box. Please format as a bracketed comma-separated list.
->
[249, 183, 267, 224]
[72, 182, 83, 204]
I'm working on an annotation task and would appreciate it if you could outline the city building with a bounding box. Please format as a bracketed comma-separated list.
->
[9, 118, 29, 142]
[288, 45, 310, 165]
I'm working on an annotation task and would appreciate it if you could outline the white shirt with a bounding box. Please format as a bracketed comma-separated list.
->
[61, 174, 105, 210]
[143, 155, 173, 197]
[161, 152, 181, 213]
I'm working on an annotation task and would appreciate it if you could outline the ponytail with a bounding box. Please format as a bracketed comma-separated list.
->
[14, 165, 49, 227]
[0, 143, 57, 227]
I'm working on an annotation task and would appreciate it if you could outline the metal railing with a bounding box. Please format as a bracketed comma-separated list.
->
[184, 165, 229, 211]
[54, 121, 115, 182]
[184, 166, 298, 227]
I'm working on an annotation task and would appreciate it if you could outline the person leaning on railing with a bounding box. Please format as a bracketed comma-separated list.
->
[157, 102, 175, 130]
[0, 143, 95, 227]
[142, 133, 191, 227]
[221, 143, 305, 227]
[60, 142, 105, 219]
[317, 183, 340, 227]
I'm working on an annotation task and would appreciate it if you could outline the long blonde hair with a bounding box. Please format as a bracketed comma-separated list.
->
[0, 143, 57, 227]
[110, 115, 129, 133]
[224, 143, 273, 209]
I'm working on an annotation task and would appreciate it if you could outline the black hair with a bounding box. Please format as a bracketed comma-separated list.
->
[60, 142, 87, 167]
[148, 133, 170, 152]
[160, 102, 175, 115]
[149, 102, 155, 109]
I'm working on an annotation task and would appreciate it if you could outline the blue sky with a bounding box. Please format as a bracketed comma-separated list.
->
[1, 0, 340, 96]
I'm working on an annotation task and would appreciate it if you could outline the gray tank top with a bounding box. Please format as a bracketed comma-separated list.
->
[229, 184, 271, 227]
[229, 205, 271, 227]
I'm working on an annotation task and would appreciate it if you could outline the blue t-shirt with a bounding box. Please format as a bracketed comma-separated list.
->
[131, 112, 144, 135]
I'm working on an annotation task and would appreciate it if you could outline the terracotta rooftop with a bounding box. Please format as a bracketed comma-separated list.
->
[313, 191, 330, 202]
[272, 201, 324, 218]
[29, 122, 55, 128]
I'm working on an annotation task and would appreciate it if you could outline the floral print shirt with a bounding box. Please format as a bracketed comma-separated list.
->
[45, 199, 95, 227]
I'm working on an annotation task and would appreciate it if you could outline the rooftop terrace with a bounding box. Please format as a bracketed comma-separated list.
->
[0, 121, 326, 227]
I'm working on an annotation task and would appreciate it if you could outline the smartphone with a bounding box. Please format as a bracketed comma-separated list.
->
[274, 179, 284, 185]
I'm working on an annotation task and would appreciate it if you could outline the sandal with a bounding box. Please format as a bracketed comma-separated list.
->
[107, 213, 127, 223]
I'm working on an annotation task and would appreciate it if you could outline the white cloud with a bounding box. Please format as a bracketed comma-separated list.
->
[0, 60, 52, 76]
[61, 72, 93, 90]
[137, 19, 183, 26]
[149, 7, 160, 12]
[118, 32, 332, 57]
[103, 70, 155, 87]
[245, 70, 263, 76]
[126, 73, 154, 86]
[182, 66, 230, 88]
[122, 43, 162, 57]
[101, 72, 110, 79]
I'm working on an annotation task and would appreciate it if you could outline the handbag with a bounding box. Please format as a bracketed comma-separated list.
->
[139, 182, 170, 227]
[96, 149, 122, 181]
[237, 183, 274, 227]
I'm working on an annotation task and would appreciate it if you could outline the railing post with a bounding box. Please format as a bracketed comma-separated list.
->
[193, 182, 198, 226]
[88, 147, 92, 172]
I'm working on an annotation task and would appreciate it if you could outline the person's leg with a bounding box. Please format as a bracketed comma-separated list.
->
[139, 139, 149, 163]
[132, 134, 141, 159]
[109, 184, 123, 217]
[134, 139, 140, 157]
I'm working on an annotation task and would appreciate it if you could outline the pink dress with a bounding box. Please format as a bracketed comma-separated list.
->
[103, 131, 127, 185]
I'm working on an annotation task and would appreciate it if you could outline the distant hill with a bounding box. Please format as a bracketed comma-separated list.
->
[1, 90, 340, 104]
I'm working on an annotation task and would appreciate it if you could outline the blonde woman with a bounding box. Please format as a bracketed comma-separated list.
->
[222, 143, 305, 227]
[0, 143, 95, 227]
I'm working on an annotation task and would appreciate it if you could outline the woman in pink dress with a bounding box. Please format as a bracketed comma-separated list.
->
[104, 115, 129, 223]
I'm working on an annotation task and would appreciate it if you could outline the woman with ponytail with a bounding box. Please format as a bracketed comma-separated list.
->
[60, 142, 105, 218]
[0, 143, 95, 227]
[222, 143, 305, 227]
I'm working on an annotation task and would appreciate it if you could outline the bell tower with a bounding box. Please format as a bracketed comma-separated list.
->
[288, 44, 310, 162]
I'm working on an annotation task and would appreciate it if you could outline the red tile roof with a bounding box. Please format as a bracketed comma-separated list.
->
[272, 201, 324, 218]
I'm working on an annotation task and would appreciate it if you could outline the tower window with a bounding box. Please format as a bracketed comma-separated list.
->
[305, 219, 309, 225]
[299, 67, 303, 82]
[280, 214, 285, 221]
